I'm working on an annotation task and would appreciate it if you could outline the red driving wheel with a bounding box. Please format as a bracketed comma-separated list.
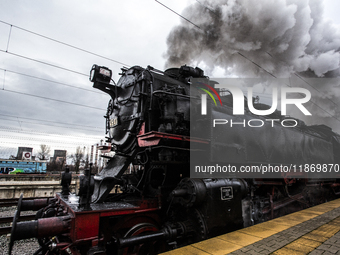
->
[122, 223, 159, 255]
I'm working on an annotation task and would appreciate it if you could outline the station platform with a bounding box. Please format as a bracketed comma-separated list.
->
[162, 198, 340, 255]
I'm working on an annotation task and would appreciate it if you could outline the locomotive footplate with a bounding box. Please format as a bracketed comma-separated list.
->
[57, 193, 160, 241]
[9, 192, 160, 255]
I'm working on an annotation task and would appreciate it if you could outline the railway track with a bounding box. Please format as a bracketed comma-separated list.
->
[0, 197, 51, 207]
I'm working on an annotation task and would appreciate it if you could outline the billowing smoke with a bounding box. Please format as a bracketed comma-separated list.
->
[165, 0, 340, 78]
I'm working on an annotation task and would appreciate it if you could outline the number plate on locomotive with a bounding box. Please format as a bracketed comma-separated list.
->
[221, 187, 233, 200]
[110, 117, 119, 127]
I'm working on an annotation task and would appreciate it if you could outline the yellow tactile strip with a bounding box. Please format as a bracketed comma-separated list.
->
[161, 198, 340, 255]
[272, 216, 340, 254]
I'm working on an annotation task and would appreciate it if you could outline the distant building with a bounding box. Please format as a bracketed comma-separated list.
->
[16, 147, 33, 160]
[53, 150, 67, 163]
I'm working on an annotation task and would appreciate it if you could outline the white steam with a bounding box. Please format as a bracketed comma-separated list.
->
[165, 0, 340, 78]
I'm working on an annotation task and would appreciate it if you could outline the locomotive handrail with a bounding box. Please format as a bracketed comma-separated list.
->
[152, 90, 196, 99]
[137, 131, 210, 147]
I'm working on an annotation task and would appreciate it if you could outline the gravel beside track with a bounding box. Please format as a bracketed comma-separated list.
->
[0, 206, 40, 255]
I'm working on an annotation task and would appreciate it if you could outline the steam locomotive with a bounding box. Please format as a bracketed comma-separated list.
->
[8, 64, 340, 255]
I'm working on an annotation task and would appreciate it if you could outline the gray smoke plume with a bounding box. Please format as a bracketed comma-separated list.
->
[165, 0, 340, 78]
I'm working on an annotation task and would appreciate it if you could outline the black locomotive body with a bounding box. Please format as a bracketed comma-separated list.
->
[8, 65, 340, 255]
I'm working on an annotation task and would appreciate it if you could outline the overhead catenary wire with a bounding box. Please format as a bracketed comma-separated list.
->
[0, 140, 94, 150]
[0, 22, 112, 151]
[0, 49, 88, 77]
[2, 69, 6, 90]
[0, 113, 101, 130]
[0, 20, 130, 67]
[1, 88, 106, 111]
[0, 135, 98, 145]
[154, 0, 203, 31]
[6, 24, 12, 52]
[0, 146, 19, 157]
[0, 68, 103, 94]
[0, 20, 131, 68]
[293, 73, 340, 108]
[0, 117, 103, 133]
[237, 52, 277, 78]
[0, 126, 102, 140]
[195, 0, 218, 16]
[0, 133, 103, 146]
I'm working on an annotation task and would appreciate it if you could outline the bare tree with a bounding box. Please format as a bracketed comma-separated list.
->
[71, 146, 84, 173]
[37, 144, 51, 160]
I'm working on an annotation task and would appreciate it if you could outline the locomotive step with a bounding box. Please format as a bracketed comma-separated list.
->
[161, 198, 340, 255]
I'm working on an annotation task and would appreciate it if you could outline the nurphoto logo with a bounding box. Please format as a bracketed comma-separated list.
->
[200, 83, 312, 116]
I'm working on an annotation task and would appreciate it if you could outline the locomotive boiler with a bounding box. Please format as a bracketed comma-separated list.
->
[8, 64, 340, 255]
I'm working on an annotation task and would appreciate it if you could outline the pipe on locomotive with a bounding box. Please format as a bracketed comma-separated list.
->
[11, 216, 71, 241]
[118, 222, 188, 248]
[20, 197, 56, 211]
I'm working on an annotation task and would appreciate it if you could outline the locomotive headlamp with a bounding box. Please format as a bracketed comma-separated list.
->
[90, 64, 118, 98]
[90, 64, 112, 84]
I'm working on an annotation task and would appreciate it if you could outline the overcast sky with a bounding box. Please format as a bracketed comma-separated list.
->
[0, 0, 339, 159]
